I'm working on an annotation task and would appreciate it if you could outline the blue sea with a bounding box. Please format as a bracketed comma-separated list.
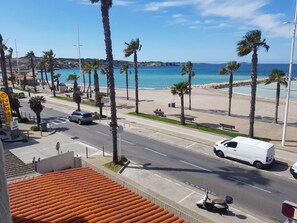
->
[37, 63, 297, 100]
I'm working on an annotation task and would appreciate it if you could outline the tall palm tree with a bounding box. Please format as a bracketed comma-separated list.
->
[219, 61, 241, 116]
[73, 91, 82, 111]
[25, 51, 37, 93]
[171, 81, 189, 125]
[180, 61, 195, 110]
[120, 63, 131, 100]
[20, 71, 27, 90]
[237, 30, 269, 138]
[100, 62, 109, 96]
[66, 74, 79, 91]
[82, 61, 92, 99]
[53, 73, 61, 91]
[28, 96, 46, 126]
[124, 38, 142, 114]
[36, 59, 46, 89]
[6, 47, 15, 88]
[265, 69, 287, 124]
[0, 34, 9, 93]
[43, 50, 56, 97]
[90, 59, 100, 99]
[90, 0, 119, 164]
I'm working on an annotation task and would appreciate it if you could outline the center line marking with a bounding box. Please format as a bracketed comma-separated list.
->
[180, 160, 212, 172]
[228, 177, 272, 193]
[143, 147, 167, 157]
[95, 131, 109, 136]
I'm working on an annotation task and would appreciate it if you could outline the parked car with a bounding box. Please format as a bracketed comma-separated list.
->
[214, 136, 275, 169]
[68, 111, 93, 125]
[18, 92, 26, 98]
[290, 162, 297, 178]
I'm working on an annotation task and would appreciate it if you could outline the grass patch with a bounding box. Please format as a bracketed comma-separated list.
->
[128, 112, 270, 141]
[103, 156, 128, 172]
[53, 96, 97, 107]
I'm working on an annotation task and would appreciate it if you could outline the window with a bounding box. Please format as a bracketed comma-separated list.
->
[225, 141, 238, 148]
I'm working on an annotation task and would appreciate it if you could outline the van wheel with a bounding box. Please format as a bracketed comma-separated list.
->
[217, 151, 224, 158]
[254, 161, 263, 169]
[78, 120, 82, 125]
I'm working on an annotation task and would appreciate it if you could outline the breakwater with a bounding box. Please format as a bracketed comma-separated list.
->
[195, 78, 269, 89]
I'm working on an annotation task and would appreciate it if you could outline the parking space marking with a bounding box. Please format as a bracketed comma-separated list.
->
[122, 139, 135, 145]
[185, 142, 197, 149]
[178, 191, 195, 203]
[95, 131, 109, 136]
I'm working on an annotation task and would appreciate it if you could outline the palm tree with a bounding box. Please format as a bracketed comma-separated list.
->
[120, 63, 131, 100]
[43, 50, 56, 97]
[9, 94, 21, 119]
[171, 81, 189, 125]
[219, 61, 241, 116]
[124, 38, 142, 114]
[180, 61, 195, 110]
[90, 0, 118, 164]
[90, 59, 100, 99]
[25, 51, 37, 93]
[28, 96, 46, 126]
[20, 71, 27, 90]
[66, 74, 79, 91]
[53, 73, 61, 91]
[82, 61, 92, 99]
[0, 34, 9, 93]
[36, 59, 46, 89]
[237, 30, 269, 138]
[73, 91, 82, 111]
[6, 47, 15, 88]
[265, 69, 287, 124]
[100, 62, 109, 96]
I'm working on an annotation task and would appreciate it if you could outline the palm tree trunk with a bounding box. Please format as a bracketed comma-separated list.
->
[134, 53, 139, 114]
[101, 1, 118, 164]
[188, 75, 192, 110]
[249, 51, 258, 138]
[88, 71, 92, 95]
[228, 72, 233, 116]
[40, 69, 45, 89]
[23, 75, 27, 90]
[83, 74, 86, 93]
[126, 72, 129, 100]
[275, 83, 280, 124]
[77, 102, 81, 111]
[94, 71, 99, 105]
[0, 44, 9, 93]
[181, 94, 185, 125]
[36, 113, 41, 126]
[44, 69, 50, 89]
[31, 59, 36, 93]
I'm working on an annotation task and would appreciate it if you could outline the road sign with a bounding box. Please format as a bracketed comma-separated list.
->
[101, 97, 110, 104]
[282, 201, 297, 220]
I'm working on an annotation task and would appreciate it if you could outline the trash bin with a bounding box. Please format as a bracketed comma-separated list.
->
[39, 122, 47, 132]
[171, 102, 176, 108]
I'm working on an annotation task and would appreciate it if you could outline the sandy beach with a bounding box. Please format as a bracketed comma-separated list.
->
[112, 86, 297, 150]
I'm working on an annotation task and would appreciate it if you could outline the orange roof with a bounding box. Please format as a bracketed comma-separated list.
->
[8, 167, 188, 223]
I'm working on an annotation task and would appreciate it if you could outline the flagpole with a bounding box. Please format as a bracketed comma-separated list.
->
[281, 0, 297, 146]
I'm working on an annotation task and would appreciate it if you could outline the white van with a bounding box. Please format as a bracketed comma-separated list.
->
[213, 136, 275, 169]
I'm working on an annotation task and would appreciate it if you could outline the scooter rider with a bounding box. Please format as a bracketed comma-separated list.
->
[203, 191, 210, 206]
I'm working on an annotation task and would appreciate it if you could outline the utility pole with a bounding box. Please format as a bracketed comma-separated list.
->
[74, 25, 82, 90]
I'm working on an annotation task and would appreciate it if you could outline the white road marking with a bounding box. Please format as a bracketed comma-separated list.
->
[178, 191, 196, 203]
[122, 139, 134, 145]
[143, 147, 167, 157]
[180, 160, 212, 172]
[229, 177, 272, 193]
[185, 142, 197, 148]
[95, 131, 109, 136]
[77, 142, 98, 151]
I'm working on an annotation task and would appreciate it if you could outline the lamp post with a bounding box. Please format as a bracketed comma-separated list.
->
[282, 1, 297, 146]
[74, 25, 82, 90]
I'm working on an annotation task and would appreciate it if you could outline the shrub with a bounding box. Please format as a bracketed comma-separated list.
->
[30, 126, 40, 131]
[119, 155, 128, 165]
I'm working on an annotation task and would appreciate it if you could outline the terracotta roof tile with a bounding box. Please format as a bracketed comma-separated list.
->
[8, 167, 189, 223]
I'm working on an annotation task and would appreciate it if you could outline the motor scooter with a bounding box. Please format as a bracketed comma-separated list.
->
[196, 191, 233, 214]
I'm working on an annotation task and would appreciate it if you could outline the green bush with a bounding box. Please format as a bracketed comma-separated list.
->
[18, 117, 29, 123]
[93, 113, 100, 120]
[119, 155, 128, 165]
[30, 126, 40, 131]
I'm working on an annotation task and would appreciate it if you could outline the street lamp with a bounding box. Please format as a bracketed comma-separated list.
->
[74, 25, 82, 90]
[282, 1, 297, 146]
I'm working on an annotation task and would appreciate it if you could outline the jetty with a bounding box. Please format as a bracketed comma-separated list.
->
[195, 78, 269, 89]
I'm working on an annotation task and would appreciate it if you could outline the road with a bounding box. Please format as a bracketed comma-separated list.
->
[18, 100, 297, 222]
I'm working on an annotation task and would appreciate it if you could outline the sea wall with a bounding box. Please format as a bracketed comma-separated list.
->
[195, 78, 269, 89]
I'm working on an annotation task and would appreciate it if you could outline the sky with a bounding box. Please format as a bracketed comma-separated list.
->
[1, 0, 297, 63]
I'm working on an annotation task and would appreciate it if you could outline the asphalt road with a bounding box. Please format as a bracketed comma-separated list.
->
[19, 100, 297, 222]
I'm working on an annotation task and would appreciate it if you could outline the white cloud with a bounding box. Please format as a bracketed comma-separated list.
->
[144, 0, 290, 38]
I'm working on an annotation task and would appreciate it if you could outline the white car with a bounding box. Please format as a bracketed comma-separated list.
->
[290, 162, 297, 178]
